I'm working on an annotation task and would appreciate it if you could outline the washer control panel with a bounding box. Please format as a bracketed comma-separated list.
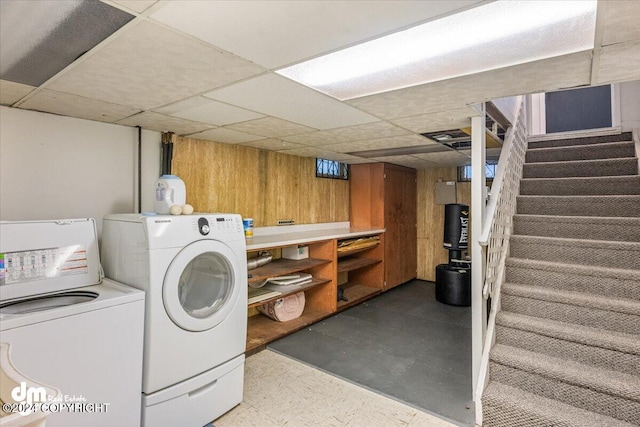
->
[193, 215, 243, 237]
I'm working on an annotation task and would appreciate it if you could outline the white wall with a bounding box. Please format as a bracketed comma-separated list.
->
[492, 96, 518, 125]
[620, 80, 640, 131]
[0, 106, 161, 236]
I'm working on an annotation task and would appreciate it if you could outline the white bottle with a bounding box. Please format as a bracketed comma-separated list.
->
[154, 175, 186, 214]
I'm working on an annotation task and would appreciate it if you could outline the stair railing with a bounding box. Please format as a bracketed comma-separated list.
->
[474, 95, 528, 422]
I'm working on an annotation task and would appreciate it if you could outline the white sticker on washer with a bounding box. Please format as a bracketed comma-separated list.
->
[0, 245, 88, 286]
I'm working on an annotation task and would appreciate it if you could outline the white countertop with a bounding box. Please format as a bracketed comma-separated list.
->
[245, 221, 384, 251]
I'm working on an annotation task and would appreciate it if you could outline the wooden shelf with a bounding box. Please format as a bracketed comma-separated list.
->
[337, 242, 380, 258]
[247, 277, 331, 309]
[246, 308, 332, 354]
[247, 257, 331, 286]
[336, 283, 381, 311]
[337, 257, 380, 274]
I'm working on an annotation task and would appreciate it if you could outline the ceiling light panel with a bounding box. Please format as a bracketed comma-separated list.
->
[48, 21, 266, 110]
[154, 96, 265, 126]
[278, 0, 597, 100]
[204, 74, 379, 130]
[20, 89, 140, 123]
[150, 1, 482, 69]
[0, 0, 134, 86]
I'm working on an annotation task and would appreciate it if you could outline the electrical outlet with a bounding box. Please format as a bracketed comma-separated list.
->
[277, 219, 295, 226]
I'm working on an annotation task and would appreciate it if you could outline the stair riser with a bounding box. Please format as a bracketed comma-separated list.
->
[516, 196, 640, 217]
[519, 177, 640, 196]
[509, 239, 640, 270]
[495, 325, 640, 376]
[505, 262, 640, 300]
[513, 218, 640, 242]
[528, 133, 633, 149]
[490, 363, 640, 423]
[522, 159, 638, 178]
[500, 294, 640, 335]
[526, 143, 635, 164]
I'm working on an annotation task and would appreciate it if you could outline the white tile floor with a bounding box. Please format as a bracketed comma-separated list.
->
[215, 350, 457, 427]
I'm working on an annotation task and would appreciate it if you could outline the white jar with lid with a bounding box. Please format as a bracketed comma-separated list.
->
[154, 175, 186, 214]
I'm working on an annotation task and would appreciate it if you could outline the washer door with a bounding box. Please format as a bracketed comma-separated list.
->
[163, 240, 240, 332]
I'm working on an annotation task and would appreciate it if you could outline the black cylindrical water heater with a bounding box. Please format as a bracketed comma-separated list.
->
[443, 204, 469, 250]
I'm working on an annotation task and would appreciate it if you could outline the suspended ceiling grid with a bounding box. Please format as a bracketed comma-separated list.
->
[1, 0, 639, 169]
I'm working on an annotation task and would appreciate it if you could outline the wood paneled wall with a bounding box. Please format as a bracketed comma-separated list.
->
[417, 168, 471, 281]
[170, 136, 349, 226]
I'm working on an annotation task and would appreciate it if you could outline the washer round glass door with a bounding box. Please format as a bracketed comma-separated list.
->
[163, 240, 240, 332]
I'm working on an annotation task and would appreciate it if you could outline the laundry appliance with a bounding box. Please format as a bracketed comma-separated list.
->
[0, 218, 145, 427]
[101, 213, 248, 427]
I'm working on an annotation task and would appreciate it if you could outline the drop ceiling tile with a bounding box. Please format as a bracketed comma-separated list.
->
[239, 139, 305, 151]
[20, 89, 140, 123]
[0, 80, 34, 105]
[279, 146, 355, 160]
[150, 1, 482, 69]
[204, 73, 379, 130]
[391, 107, 475, 134]
[347, 52, 592, 119]
[370, 155, 434, 169]
[187, 128, 264, 144]
[285, 121, 409, 146]
[596, 40, 640, 84]
[48, 20, 265, 110]
[117, 111, 212, 134]
[413, 151, 470, 166]
[109, 1, 158, 14]
[154, 96, 265, 126]
[602, 1, 640, 46]
[227, 117, 316, 138]
[331, 134, 439, 153]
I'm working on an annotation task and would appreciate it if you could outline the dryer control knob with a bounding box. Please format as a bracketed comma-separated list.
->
[198, 217, 210, 235]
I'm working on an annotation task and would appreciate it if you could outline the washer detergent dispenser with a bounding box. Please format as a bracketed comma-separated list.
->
[436, 204, 471, 307]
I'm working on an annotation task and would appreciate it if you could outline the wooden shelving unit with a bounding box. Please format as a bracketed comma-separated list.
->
[245, 232, 384, 353]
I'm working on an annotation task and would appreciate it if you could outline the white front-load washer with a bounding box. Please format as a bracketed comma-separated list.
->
[100, 213, 248, 427]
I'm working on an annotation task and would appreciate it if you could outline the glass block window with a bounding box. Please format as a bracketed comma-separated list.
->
[316, 158, 349, 180]
[458, 161, 498, 182]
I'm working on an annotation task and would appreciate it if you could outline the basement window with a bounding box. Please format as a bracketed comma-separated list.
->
[316, 158, 349, 180]
[457, 161, 498, 182]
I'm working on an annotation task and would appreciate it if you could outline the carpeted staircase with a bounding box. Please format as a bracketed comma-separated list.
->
[482, 131, 640, 426]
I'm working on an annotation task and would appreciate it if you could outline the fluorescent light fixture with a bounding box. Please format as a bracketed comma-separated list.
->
[277, 0, 597, 100]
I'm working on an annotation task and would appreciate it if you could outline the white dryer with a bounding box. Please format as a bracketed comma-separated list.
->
[101, 213, 248, 427]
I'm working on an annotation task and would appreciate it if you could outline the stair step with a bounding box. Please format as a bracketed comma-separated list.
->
[501, 283, 640, 335]
[509, 235, 640, 270]
[519, 175, 640, 196]
[496, 311, 640, 375]
[516, 194, 640, 217]
[483, 382, 637, 427]
[525, 141, 636, 163]
[489, 345, 640, 424]
[513, 214, 640, 241]
[527, 131, 633, 149]
[522, 157, 638, 178]
[505, 257, 640, 300]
